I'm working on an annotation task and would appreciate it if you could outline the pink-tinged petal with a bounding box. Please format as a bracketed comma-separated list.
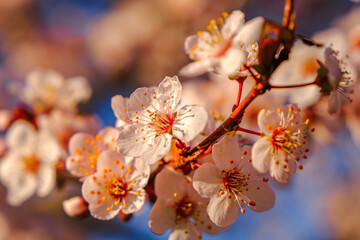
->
[81, 173, 103, 204]
[170, 221, 201, 240]
[173, 105, 208, 142]
[37, 165, 56, 197]
[37, 130, 62, 163]
[269, 161, 289, 183]
[68, 133, 97, 156]
[0, 110, 11, 131]
[207, 193, 238, 227]
[157, 76, 182, 109]
[155, 167, 187, 200]
[235, 145, 253, 169]
[98, 127, 119, 147]
[6, 173, 37, 206]
[126, 158, 150, 187]
[111, 95, 128, 121]
[127, 86, 158, 119]
[96, 150, 126, 176]
[63, 196, 89, 217]
[193, 163, 222, 198]
[257, 109, 281, 134]
[184, 35, 198, 59]
[221, 10, 245, 39]
[179, 60, 213, 78]
[243, 179, 275, 212]
[141, 134, 172, 165]
[116, 124, 149, 158]
[122, 190, 145, 214]
[251, 138, 272, 173]
[6, 120, 37, 155]
[328, 91, 340, 114]
[88, 198, 121, 220]
[194, 204, 226, 235]
[234, 17, 264, 46]
[64, 76, 92, 105]
[217, 48, 246, 75]
[212, 135, 242, 171]
[66, 155, 93, 178]
[149, 198, 175, 235]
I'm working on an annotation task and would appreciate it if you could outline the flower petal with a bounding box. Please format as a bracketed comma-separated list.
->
[122, 190, 145, 214]
[173, 105, 208, 142]
[251, 138, 272, 173]
[148, 198, 175, 235]
[37, 165, 56, 197]
[193, 163, 222, 198]
[179, 60, 213, 78]
[157, 76, 182, 109]
[155, 167, 187, 200]
[207, 193, 238, 227]
[111, 95, 128, 121]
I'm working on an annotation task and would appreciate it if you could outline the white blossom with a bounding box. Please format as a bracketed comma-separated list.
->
[82, 150, 149, 220]
[193, 135, 275, 227]
[0, 120, 62, 206]
[251, 104, 308, 183]
[116, 76, 208, 165]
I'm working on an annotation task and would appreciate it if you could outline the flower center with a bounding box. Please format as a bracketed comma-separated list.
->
[23, 155, 40, 173]
[172, 196, 196, 220]
[222, 169, 248, 195]
[149, 112, 175, 135]
[105, 178, 131, 199]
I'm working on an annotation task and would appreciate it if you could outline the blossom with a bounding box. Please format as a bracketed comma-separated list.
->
[193, 135, 275, 227]
[149, 167, 224, 239]
[251, 104, 308, 183]
[0, 120, 62, 206]
[322, 47, 354, 114]
[180, 10, 264, 77]
[82, 150, 150, 220]
[66, 127, 119, 179]
[116, 76, 208, 165]
[22, 69, 92, 113]
[63, 196, 89, 218]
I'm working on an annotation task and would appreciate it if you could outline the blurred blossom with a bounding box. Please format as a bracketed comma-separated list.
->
[21, 69, 92, 113]
[62, 196, 89, 218]
[0, 120, 62, 206]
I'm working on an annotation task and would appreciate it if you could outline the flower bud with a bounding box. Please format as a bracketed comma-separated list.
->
[63, 196, 89, 218]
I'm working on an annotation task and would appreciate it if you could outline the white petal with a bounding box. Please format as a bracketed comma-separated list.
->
[217, 48, 246, 75]
[193, 163, 222, 198]
[116, 124, 149, 158]
[155, 167, 187, 199]
[88, 198, 121, 220]
[221, 10, 245, 39]
[6, 120, 37, 155]
[251, 138, 272, 173]
[212, 135, 242, 171]
[257, 108, 280, 134]
[148, 199, 175, 235]
[179, 60, 213, 77]
[207, 193, 238, 227]
[243, 179, 275, 212]
[111, 95, 129, 121]
[122, 190, 145, 214]
[6, 171, 37, 206]
[96, 150, 126, 176]
[127, 87, 158, 119]
[170, 222, 200, 240]
[173, 105, 208, 142]
[194, 204, 226, 235]
[98, 127, 120, 146]
[37, 165, 56, 197]
[37, 130, 62, 163]
[234, 17, 264, 46]
[141, 134, 172, 165]
[270, 161, 289, 183]
[126, 158, 150, 187]
[157, 76, 182, 109]
[184, 35, 199, 59]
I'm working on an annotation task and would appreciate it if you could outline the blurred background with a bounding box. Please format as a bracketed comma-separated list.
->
[0, 0, 360, 239]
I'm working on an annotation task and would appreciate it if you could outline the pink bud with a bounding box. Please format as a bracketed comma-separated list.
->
[63, 196, 89, 218]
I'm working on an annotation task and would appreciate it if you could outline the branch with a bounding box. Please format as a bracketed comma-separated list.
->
[283, 0, 295, 30]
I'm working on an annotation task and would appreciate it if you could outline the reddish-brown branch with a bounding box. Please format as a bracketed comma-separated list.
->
[184, 85, 261, 156]
[236, 127, 261, 136]
[283, 0, 295, 30]
[270, 81, 316, 89]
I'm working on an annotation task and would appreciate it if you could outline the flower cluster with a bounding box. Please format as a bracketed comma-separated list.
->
[0, 3, 359, 240]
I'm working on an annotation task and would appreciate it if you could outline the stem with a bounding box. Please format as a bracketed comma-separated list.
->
[237, 127, 261, 136]
[235, 80, 243, 108]
[270, 81, 315, 89]
[184, 85, 261, 157]
[283, 0, 295, 30]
